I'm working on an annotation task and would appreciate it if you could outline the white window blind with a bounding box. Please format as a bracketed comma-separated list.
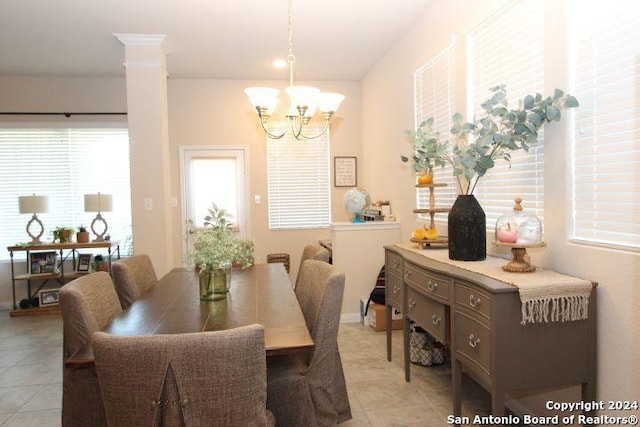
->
[571, 0, 640, 250]
[414, 44, 457, 216]
[267, 128, 331, 229]
[467, 0, 545, 227]
[0, 127, 132, 260]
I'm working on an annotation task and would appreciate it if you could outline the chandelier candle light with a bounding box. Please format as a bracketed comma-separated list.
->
[18, 194, 49, 244]
[84, 192, 113, 242]
[244, 0, 345, 140]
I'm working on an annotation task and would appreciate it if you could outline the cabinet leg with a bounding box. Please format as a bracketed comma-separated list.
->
[403, 317, 410, 382]
[490, 385, 505, 416]
[386, 304, 392, 361]
[582, 382, 597, 426]
[452, 358, 462, 416]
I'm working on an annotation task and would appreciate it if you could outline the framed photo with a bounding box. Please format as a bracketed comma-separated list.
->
[76, 254, 92, 273]
[334, 156, 357, 187]
[29, 251, 58, 276]
[38, 288, 60, 306]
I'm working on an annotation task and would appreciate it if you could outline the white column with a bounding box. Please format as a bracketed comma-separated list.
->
[115, 33, 173, 276]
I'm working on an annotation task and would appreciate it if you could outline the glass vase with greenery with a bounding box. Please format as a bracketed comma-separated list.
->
[185, 203, 254, 300]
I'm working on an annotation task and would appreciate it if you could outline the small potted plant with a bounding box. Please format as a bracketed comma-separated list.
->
[91, 254, 109, 272]
[53, 226, 75, 243]
[76, 225, 90, 243]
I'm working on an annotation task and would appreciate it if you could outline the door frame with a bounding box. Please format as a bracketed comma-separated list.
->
[179, 145, 250, 262]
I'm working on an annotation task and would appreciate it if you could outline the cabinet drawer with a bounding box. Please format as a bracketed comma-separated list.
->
[386, 251, 403, 276]
[404, 263, 451, 303]
[406, 287, 447, 343]
[454, 310, 491, 377]
[386, 272, 403, 309]
[455, 284, 491, 321]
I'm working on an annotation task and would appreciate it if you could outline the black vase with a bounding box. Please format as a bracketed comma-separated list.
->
[448, 195, 486, 261]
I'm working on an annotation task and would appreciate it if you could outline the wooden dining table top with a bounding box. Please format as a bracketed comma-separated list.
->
[67, 263, 314, 365]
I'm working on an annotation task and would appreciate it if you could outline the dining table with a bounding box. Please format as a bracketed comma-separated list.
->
[66, 262, 314, 366]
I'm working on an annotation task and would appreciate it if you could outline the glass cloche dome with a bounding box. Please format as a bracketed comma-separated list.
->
[495, 198, 543, 245]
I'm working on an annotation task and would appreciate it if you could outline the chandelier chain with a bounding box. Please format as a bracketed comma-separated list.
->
[287, 0, 295, 87]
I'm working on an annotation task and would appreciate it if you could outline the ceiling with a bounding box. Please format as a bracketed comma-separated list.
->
[0, 0, 433, 81]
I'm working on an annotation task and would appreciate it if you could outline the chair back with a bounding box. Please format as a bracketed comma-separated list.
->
[59, 271, 122, 427]
[93, 325, 273, 427]
[60, 271, 122, 360]
[111, 254, 158, 309]
[268, 260, 349, 425]
[295, 245, 330, 289]
[295, 259, 344, 357]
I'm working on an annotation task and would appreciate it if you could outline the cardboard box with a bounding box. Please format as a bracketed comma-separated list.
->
[368, 302, 402, 332]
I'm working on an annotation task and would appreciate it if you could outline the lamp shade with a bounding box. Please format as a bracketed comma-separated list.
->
[84, 193, 113, 212]
[318, 92, 345, 113]
[18, 195, 49, 214]
[285, 86, 320, 116]
[245, 87, 280, 115]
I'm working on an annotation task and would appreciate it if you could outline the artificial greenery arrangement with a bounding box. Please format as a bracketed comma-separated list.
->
[402, 85, 579, 194]
[52, 226, 74, 243]
[185, 203, 255, 272]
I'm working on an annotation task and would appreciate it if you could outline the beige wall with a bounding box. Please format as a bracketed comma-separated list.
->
[166, 78, 361, 280]
[0, 75, 361, 301]
[360, 0, 639, 416]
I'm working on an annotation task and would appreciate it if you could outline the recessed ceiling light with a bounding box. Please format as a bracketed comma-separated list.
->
[272, 58, 287, 69]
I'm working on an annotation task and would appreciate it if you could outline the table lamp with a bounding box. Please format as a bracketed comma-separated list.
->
[18, 194, 49, 244]
[84, 193, 113, 242]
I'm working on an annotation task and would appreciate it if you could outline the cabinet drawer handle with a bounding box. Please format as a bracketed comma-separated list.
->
[408, 299, 416, 309]
[391, 259, 399, 268]
[469, 295, 481, 308]
[427, 280, 438, 292]
[392, 285, 400, 294]
[405, 270, 412, 279]
[431, 314, 441, 325]
[468, 334, 481, 348]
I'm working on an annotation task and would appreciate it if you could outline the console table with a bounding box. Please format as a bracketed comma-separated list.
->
[385, 243, 597, 417]
[7, 241, 120, 314]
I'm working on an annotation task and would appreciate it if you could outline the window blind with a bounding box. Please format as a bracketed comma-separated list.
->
[467, 0, 545, 227]
[267, 128, 331, 230]
[0, 127, 132, 260]
[571, 0, 640, 250]
[414, 44, 457, 216]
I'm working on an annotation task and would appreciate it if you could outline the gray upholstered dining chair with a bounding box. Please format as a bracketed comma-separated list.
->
[268, 259, 351, 426]
[92, 325, 275, 427]
[60, 271, 123, 427]
[294, 244, 331, 290]
[111, 254, 158, 309]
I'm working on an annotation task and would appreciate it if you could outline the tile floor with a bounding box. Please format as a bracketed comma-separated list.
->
[0, 311, 493, 427]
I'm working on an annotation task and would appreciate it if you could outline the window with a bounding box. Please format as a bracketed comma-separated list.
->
[0, 127, 132, 260]
[414, 43, 458, 215]
[570, 0, 640, 250]
[267, 128, 331, 229]
[466, 0, 545, 226]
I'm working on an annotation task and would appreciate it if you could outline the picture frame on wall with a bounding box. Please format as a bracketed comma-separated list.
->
[38, 288, 60, 306]
[76, 254, 92, 273]
[29, 251, 58, 276]
[334, 156, 357, 187]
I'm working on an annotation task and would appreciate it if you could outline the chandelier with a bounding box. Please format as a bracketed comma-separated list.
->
[245, 0, 345, 140]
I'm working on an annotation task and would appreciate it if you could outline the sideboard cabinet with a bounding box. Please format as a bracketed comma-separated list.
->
[385, 244, 597, 417]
